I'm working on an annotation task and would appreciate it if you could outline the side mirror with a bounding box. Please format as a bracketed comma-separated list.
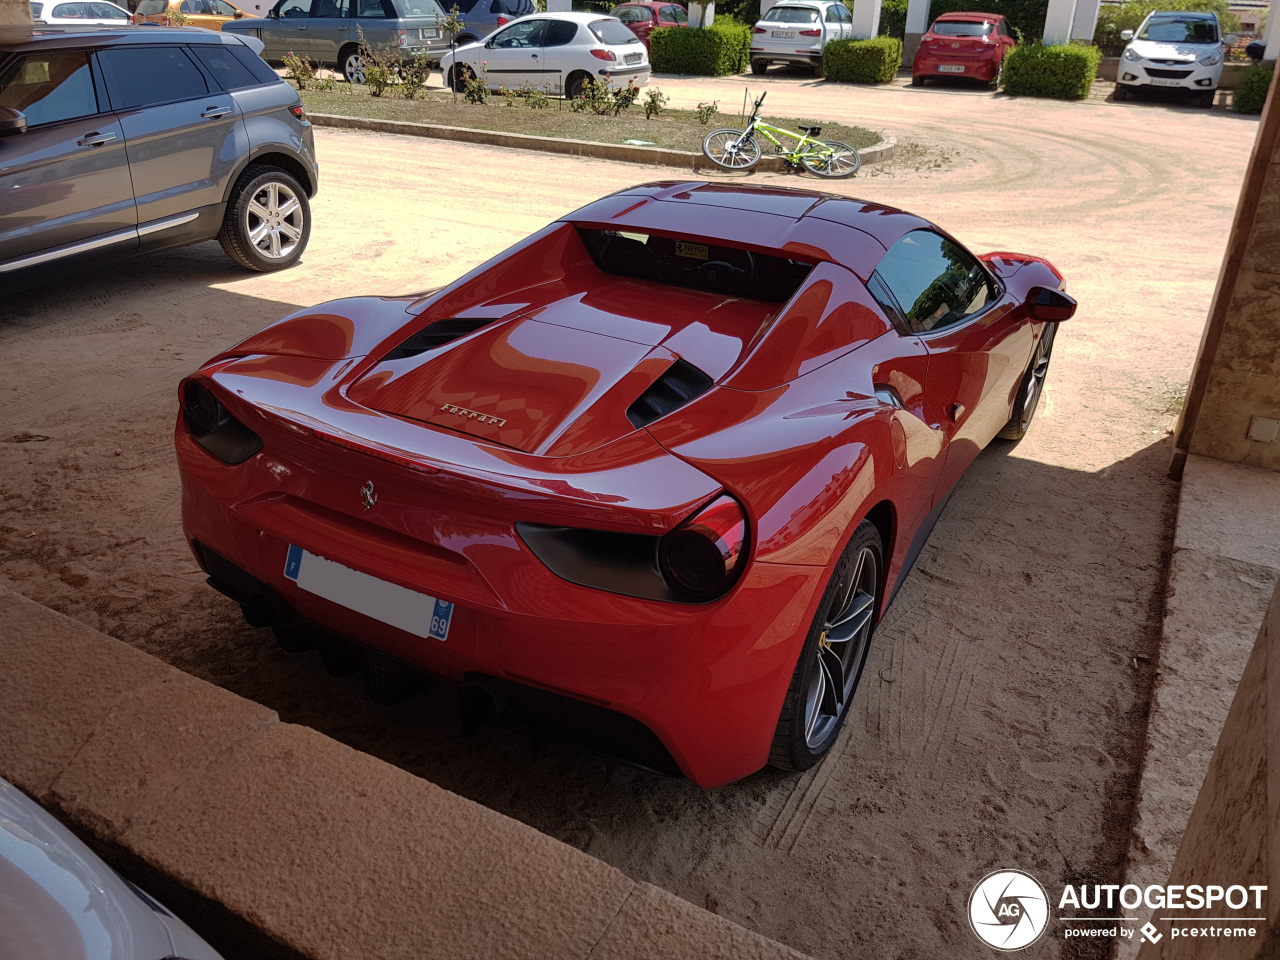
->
[1120, 28, 1133, 40]
[0, 106, 27, 137]
[1027, 286, 1076, 322]
[234, 8, 244, 15]
[1224, 33, 1237, 45]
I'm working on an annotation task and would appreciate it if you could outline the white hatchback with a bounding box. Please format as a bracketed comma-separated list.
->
[29, 0, 133, 23]
[1114, 10, 1234, 107]
[441, 11, 650, 98]
[750, 0, 852, 75]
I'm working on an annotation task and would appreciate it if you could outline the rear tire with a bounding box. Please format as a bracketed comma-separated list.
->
[339, 45, 365, 84]
[751, 58, 768, 74]
[911, 74, 924, 86]
[450, 62, 474, 93]
[565, 70, 592, 99]
[800, 139, 861, 178]
[702, 128, 762, 170]
[217, 166, 311, 272]
[769, 520, 883, 771]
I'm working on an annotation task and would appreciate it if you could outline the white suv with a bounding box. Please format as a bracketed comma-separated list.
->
[1114, 10, 1235, 107]
[750, 0, 853, 76]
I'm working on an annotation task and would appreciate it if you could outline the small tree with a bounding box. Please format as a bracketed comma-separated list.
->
[441, 4, 465, 102]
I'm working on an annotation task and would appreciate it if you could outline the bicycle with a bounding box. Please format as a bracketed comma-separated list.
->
[701, 92, 861, 178]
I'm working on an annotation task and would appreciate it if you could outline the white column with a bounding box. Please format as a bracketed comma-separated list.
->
[760, 0, 778, 15]
[1042, 0, 1078, 45]
[546, 0, 570, 11]
[688, 0, 715, 27]
[1265, 0, 1280, 60]
[903, 0, 930, 63]
[849, 0, 882, 39]
[1070, 0, 1100, 42]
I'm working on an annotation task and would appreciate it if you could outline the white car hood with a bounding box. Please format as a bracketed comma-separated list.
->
[1127, 39, 1214, 61]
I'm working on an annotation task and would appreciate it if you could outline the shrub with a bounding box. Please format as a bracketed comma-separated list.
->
[283, 51, 316, 89]
[650, 18, 751, 76]
[923, 0, 1048, 41]
[1094, 0, 1241, 55]
[876, 0, 908, 39]
[400, 53, 432, 99]
[1001, 41, 1100, 98]
[643, 86, 669, 119]
[1234, 64, 1274, 114]
[823, 36, 902, 84]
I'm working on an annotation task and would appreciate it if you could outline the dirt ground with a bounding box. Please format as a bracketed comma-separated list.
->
[0, 74, 1258, 959]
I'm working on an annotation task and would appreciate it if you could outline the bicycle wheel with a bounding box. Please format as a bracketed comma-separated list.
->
[800, 140, 861, 179]
[702, 128, 762, 171]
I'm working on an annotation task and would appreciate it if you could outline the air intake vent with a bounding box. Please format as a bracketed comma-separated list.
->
[626, 359, 714, 429]
[383, 318, 494, 361]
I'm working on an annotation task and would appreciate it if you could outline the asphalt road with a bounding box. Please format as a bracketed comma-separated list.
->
[0, 72, 1259, 960]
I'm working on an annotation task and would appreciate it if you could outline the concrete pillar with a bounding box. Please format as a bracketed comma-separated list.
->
[1070, 0, 1100, 42]
[849, 0, 881, 40]
[1042, 0, 1078, 44]
[1171, 60, 1280, 477]
[1265, 0, 1279, 60]
[688, 0, 714, 27]
[545, 0, 570, 11]
[0, 0, 32, 22]
[903, 0, 930, 66]
[760, 0, 778, 14]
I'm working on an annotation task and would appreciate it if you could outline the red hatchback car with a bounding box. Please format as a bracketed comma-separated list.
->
[177, 181, 1075, 788]
[912, 11, 1016, 85]
[610, 1, 687, 48]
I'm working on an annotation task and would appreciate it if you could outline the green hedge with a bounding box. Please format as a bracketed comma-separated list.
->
[875, 0, 908, 39]
[1094, 0, 1241, 55]
[650, 18, 751, 76]
[1234, 64, 1275, 114]
[823, 36, 902, 84]
[1001, 41, 1101, 98]
[921, 0, 1048, 41]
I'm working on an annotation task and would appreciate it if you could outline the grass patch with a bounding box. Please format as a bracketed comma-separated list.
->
[299, 86, 882, 154]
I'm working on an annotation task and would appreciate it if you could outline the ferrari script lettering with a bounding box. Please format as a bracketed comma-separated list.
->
[441, 403, 507, 428]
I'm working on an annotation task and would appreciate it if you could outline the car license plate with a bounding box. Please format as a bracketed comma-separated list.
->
[284, 544, 453, 641]
[1150, 78, 1182, 86]
[625, 52, 641, 64]
[771, 30, 794, 38]
[421, 27, 438, 38]
[938, 64, 965, 73]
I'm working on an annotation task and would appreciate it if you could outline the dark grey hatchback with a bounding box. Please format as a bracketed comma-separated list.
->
[0, 26, 319, 292]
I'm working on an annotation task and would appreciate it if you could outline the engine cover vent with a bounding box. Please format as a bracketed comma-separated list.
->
[383, 318, 494, 361]
[626, 359, 714, 429]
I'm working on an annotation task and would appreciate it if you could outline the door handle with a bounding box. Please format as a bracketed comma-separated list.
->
[201, 106, 231, 119]
[76, 131, 116, 147]
[948, 402, 965, 421]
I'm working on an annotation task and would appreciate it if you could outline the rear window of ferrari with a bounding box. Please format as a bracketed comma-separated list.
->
[578, 228, 814, 302]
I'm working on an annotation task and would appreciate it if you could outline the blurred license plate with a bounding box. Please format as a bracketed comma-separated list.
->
[284, 544, 453, 641]
[938, 64, 964, 73]
[421, 28, 438, 38]
[771, 30, 794, 37]
[1150, 78, 1183, 86]
[625, 52, 641, 64]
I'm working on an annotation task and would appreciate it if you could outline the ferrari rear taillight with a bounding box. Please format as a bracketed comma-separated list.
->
[590, 48, 617, 61]
[659, 495, 747, 600]
[180, 379, 263, 466]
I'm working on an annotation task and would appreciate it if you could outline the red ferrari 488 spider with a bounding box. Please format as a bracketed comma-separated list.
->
[177, 181, 1075, 787]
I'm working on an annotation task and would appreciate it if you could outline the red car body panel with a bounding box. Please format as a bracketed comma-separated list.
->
[912, 11, 1015, 82]
[177, 181, 1065, 787]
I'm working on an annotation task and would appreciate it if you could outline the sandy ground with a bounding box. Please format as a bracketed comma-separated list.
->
[0, 73, 1259, 959]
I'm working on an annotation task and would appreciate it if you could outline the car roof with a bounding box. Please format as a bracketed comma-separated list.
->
[934, 11, 1002, 20]
[563, 181, 935, 278]
[521, 10, 626, 21]
[1148, 10, 1216, 17]
[0, 23, 246, 51]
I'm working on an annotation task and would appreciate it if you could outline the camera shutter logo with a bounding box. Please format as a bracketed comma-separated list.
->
[968, 870, 1050, 951]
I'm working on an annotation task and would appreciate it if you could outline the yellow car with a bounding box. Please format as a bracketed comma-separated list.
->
[132, 0, 251, 29]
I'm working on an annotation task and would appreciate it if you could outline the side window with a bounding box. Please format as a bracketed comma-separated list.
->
[489, 19, 546, 45]
[52, 2, 87, 15]
[353, 0, 388, 16]
[228, 42, 287, 83]
[98, 46, 209, 109]
[873, 230, 996, 334]
[839, 4, 851, 22]
[544, 20, 578, 44]
[666, 4, 686, 22]
[192, 43, 260, 88]
[825, 6, 840, 22]
[614, 5, 643, 22]
[313, 0, 349, 15]
[92, 1, 132, 15]
[135, 0, 166, 11]
[181, 0, 212, 12]
[277, 0, 311, 15]
[0, 51, 100, 126]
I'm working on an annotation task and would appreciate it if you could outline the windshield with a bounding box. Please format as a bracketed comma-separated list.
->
[760, 5, 818, 23]
[932, 19, 992, 36]
[1139, 16, 1218, 43]
[590, 18, 640, 43]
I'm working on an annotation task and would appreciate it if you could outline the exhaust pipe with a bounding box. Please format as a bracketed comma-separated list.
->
[460, 679, 509, 735]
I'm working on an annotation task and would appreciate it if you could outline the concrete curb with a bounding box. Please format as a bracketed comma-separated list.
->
[0, 587, 809, 960]
[310, 112, 896, 172]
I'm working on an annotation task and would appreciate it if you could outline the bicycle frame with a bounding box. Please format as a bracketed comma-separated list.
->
[731, 95, 830, 162]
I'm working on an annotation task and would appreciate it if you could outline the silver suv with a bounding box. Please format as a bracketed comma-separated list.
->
[0, 26, 320, 292]
[222, 0, 449, 84]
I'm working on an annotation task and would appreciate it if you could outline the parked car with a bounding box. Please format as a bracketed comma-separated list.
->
[222, 0, 450, 84]
[0, 27, 318, 293]
[441, 12, 649, 97]
[133, 0, 250, 28]
[609, 1, 686, 50]
[911, 11, 1015, 85]
[29, 0, 133, 23]
[1114, 10, 1234, 106]
[447, 0, 535, 46]
[749, 0, 853, 76]
[0, 777, 224, 960]
[176, 180, 1076, 788]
